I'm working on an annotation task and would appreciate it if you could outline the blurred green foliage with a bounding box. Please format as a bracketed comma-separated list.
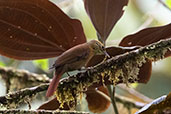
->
[33, 59, 49, 71]
[0, 61, 5, 67]
[166, 0, 171, 9]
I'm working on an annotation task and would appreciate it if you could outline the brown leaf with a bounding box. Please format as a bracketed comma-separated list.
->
[86, 86, 110, 113]
[0, 0, 86, 60]
[84, 0, 128, 43]
[135, 92, 171, 114]
[119, 23, 171, 57]
[38, 97, 70, 110]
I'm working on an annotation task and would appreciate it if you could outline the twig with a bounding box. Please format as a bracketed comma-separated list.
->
[0, 109, 89, 114]
[88, 89, 146, 109]
[0, 66, 50, 93]
[0, 83, 49, 108]
[107, 86, 119, 114]
[118, 85, 153, 103]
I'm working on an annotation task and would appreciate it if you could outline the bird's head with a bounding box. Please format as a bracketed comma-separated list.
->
[88, 40, 110, 58]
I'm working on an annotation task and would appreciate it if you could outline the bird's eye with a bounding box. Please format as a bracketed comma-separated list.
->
[101, 46, 105, 50]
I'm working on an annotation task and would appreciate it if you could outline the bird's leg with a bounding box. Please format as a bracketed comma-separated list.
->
[79, 66, 93, 71]
[77, 67, 93, 74]
[102, 56, 108, 62]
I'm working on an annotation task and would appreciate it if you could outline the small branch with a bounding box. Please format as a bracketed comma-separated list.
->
[0, 83, 49, 108]
[0, 66, 50, 83]
[94, 89, 145, 109]
[0, 109, 89, 114]
[0, 67, 50, 92]
[107, 86, 119, 114]
[115, 94, 146, 109]
[118, 85, 153, 103]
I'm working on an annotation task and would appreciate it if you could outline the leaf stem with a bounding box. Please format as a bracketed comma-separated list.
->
[107, 85, 119, 114]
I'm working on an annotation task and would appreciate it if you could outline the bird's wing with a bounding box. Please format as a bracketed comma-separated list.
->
[53, 44, 90, 68]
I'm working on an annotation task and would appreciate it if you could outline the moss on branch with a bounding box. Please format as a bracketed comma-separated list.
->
[0, 109, 89, 114]
[0, 67, 50, 93]
[0, 38, 170, 109]
[56, 38, 171, 107]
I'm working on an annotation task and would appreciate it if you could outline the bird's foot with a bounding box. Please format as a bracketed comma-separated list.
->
[78, 67, 93, 72]
[66, 72, 71, 77]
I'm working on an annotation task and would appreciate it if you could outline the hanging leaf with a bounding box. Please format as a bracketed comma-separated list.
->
[84, 0, 128, 43]
[86, 86, 110, 113]
[0, 0, 86, 60]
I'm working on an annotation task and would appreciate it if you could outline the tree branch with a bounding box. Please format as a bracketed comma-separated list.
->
[0, 83, 49, 108]
[56, 38, 171, 106]
[0, 38, 170, 109]
[0, 109, 89, 114]
[0, 66, 50, 93]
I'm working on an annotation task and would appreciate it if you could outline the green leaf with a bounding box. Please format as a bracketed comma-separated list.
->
[166, 0, 171, 9]
[0, 61, 5, 66]
[33, 59, 49, 71]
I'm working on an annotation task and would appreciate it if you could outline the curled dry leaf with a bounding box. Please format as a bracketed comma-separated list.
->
[0, 0, 86, 60]
[84, 0, 128, 43]
[135, 92, 171, 114]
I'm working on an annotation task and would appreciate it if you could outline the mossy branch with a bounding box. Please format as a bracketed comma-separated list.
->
[0, 38, 170, 109]
[0, 83, 49, 108]
[0, 109, 89, 114]
[0, 67, 50, 93]
[56, 38, 171, 106]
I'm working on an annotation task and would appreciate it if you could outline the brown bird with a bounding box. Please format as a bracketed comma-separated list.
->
[46, 40, 110, 97]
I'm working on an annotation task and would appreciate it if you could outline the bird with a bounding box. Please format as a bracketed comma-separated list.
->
[46, 40, 110, 97]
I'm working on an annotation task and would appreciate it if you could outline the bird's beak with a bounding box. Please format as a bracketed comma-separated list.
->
[103, 50, 110, 58]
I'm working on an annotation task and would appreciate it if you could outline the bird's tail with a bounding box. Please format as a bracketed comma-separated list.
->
[46, 67, 64, 97]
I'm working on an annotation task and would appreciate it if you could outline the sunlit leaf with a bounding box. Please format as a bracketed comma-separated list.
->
[0, 0, 86, 60]
[166, 0, 171, 9]
[33, 59, 49, 71]
[135, 93, 171, 114]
